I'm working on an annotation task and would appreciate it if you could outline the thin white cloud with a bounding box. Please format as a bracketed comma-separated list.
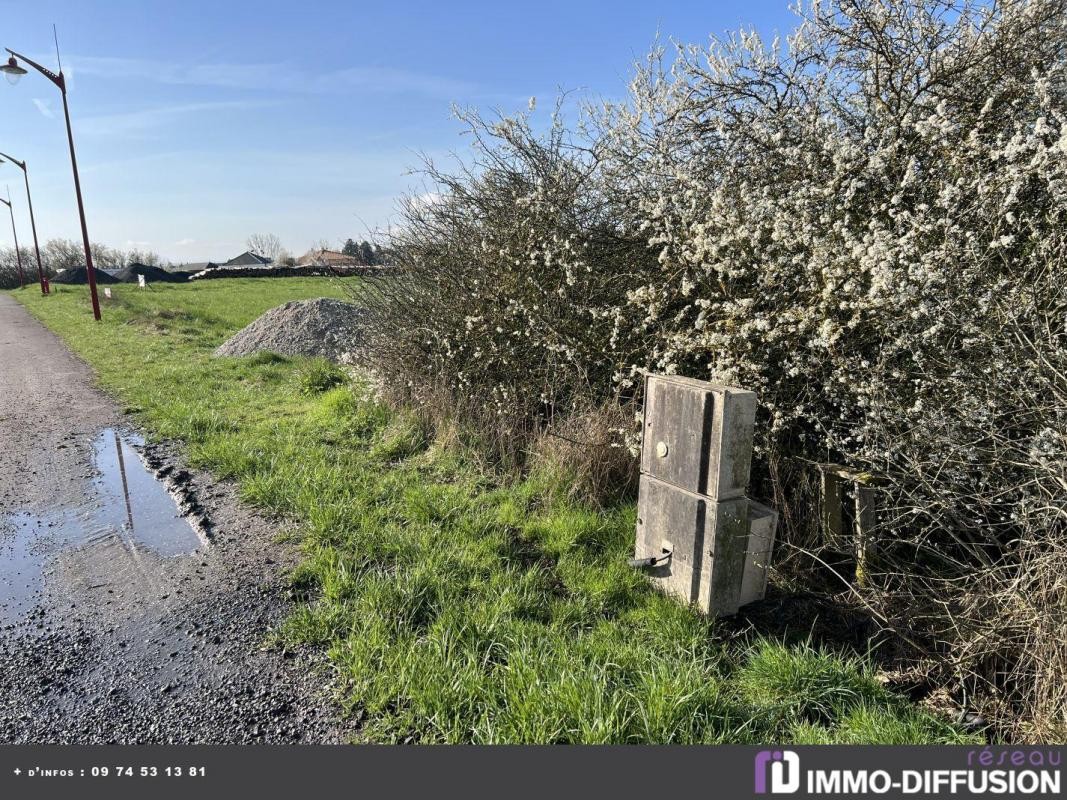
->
[410, 191, 444, 212]
[65, 55, 478, 100]
[174, 238, 196, 246]
[32, 98, 55, 119]
[77, 100, 273, 137]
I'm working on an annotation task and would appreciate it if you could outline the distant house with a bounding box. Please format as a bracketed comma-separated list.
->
[296, 248, 361, 268]
[224, 251, 272, 268]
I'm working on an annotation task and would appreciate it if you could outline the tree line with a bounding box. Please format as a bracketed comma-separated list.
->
[341, 238, 387, 266]
[0, 239, 166, 288]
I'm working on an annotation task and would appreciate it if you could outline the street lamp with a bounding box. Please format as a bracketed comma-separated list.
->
[0, 151, 48, 294]
[0, 48, 99, 319]
[1, 56, 25, 84]
[0, 191, 25, 289]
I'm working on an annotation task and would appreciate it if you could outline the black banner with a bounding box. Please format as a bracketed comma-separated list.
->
[0, 745, 1063, 800]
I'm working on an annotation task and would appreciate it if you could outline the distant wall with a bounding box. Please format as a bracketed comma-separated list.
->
[189, 266, 391, 281]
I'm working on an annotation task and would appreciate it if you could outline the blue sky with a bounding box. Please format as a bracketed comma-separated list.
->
[0, 0, 799, 263]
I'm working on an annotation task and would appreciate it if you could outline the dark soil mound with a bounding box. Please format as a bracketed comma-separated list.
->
[113, 263, 187, 283]
[50, 267, 120, 285]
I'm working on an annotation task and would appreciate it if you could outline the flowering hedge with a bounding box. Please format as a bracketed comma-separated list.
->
[367, 0, 1066, 738]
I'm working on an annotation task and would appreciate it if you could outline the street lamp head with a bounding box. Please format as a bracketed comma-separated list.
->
[0, 56, 27, 84]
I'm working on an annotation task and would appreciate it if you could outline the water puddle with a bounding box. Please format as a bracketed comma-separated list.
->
[0, 428, 204, 625]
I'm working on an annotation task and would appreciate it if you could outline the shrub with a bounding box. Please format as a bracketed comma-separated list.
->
[366, 0, 1067, 738]
[603, 0, 1067, 738]
[530, 401, 640, 505]
[363, 100, 654, 462]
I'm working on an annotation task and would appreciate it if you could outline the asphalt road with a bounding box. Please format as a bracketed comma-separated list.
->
[0, 292, 350, 744]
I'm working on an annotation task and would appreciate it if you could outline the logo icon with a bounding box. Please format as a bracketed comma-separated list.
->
[754, 750, 801, 794]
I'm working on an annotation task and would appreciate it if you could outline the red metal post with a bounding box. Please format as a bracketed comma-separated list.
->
[59, 84, 100, 319]
[20, 163, 46, 294]
[0, 152, 47, 295]
[2, 198, 24, 288]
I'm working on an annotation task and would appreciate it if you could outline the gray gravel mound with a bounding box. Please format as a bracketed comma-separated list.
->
[214, 297, 367, 363]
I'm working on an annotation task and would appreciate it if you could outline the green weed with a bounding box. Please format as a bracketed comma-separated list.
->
[297, 358, 347, 395]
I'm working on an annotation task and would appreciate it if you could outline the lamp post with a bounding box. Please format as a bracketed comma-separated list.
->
[0, 192, 25, 289]
[0, 151, 47, 294]
[0, 49, 99, 319]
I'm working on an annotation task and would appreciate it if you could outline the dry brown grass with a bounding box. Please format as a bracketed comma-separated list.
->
[531, 402, 640, 506]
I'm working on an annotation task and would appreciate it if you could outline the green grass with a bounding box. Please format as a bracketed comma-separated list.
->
[10, 279, 980, 744]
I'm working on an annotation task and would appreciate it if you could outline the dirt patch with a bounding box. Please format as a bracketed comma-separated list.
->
[214, 297, 367, 364]
[0, 294, 352, 744]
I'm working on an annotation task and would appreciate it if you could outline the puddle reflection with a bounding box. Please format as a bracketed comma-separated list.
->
[0, 428, 203, 624]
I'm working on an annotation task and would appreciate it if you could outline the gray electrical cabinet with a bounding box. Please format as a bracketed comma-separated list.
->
[635, 373, 773, 616]
[640, 374, 756, 499]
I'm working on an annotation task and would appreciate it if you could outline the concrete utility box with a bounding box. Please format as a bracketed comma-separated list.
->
[636, 476, 750, 614]
[641, 374, 756, 499]
[635, 373, 760, 616]
[739, 500, 778, 607]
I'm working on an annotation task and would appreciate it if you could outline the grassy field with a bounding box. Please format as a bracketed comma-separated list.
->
[11, 279, 979, 744]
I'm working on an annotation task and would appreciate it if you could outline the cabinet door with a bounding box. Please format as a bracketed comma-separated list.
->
[641, 374, 756, 499]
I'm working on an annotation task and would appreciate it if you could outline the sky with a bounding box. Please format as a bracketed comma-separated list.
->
[0, 0, 800, 263]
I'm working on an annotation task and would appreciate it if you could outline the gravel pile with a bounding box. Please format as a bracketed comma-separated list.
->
[214, 297, 367, 363]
